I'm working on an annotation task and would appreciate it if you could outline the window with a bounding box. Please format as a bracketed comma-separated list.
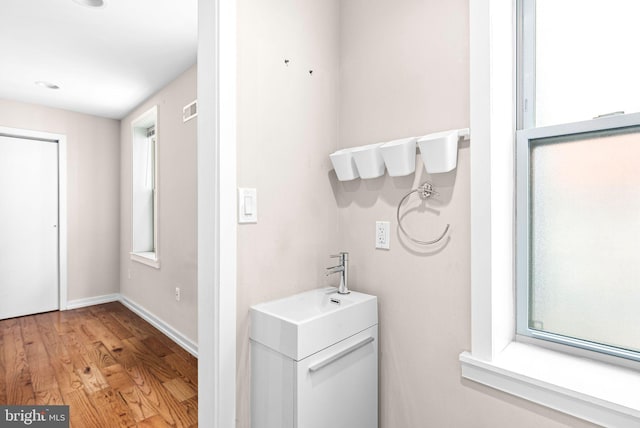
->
[516, 114, 640, 362]
[520, 0, 640, 129]
[131, 106, 159, 268]
[463, 1, 640, 426]
[518, 0, 640, 363]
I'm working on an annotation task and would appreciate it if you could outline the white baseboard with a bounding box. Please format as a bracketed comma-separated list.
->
[66, 293, 120, 310]
[64, 293, 198, 358]
[118, 295, 198, 358]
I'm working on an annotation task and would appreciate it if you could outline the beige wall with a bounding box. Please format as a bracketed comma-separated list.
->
[236, 0, 341, 425]
[0, 99, 120, 301]
[337, 0, 596, 427]
[120, 65, 198, 345]
[236, 0, 600, 426]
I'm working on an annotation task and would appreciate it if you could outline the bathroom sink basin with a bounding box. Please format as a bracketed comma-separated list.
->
[250, 287, 378, 361]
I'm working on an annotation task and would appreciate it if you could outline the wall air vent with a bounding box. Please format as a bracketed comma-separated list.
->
[183, 100, 198, 123]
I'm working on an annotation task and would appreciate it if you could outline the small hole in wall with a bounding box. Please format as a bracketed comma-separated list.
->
[309, 70, 313, 75]
[284, 59, 290, 66]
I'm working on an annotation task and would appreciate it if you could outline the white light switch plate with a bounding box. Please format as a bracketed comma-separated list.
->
[238, 188, 257, 223]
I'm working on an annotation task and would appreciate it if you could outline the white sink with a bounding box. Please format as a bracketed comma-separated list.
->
[250, 287, 378, 361]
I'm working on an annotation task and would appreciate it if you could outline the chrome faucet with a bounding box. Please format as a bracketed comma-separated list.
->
[325, 252, 349, 294]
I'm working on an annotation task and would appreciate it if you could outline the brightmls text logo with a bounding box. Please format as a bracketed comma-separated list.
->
[1, 406, 69, 427]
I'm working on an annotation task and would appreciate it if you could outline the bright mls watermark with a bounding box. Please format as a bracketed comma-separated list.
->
[1, 406, 69, 427]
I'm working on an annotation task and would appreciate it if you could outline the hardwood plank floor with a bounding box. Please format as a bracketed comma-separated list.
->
[0, 302, 198, 428]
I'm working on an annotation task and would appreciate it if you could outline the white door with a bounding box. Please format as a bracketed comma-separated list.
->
[0, 135, 59, 319]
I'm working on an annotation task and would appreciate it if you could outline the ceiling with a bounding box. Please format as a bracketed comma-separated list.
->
[0, 0, 197, 119]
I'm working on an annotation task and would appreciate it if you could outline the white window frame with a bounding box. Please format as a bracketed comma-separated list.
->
[130, 105, 160, 269]
[461, 0, 640, 426]
[516, 113, 640, 364]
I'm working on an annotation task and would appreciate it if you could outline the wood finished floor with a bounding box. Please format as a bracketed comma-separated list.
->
[0, 302, 198, 427]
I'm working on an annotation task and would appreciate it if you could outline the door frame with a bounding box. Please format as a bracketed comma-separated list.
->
[0, 126, 68, 311]
[197, 0, 237, 425]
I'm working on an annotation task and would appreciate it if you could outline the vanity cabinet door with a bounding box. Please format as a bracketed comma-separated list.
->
[295, 326, 378, 428]
[251, 341, 295, 428]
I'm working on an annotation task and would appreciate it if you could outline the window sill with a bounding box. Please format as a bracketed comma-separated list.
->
[460, 342, 640, 427]
[130, 252, 160, 269]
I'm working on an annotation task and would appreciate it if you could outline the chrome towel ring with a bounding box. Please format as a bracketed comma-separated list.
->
[396, 182, 450, 245]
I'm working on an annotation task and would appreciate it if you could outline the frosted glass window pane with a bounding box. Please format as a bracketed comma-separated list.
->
[529, 128, 640, 353]
[535, 0, 640, 127]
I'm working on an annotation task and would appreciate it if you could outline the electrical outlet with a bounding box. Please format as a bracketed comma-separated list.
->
[175, 287, 181, 301]
[376, 221, 390, 249]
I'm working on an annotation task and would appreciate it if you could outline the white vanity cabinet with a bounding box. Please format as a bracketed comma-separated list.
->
[250, 287, 378, 428]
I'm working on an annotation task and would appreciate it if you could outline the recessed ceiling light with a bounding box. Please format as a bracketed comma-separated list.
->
[35, 81, 60, 90]
[72, 0, 105, 8]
